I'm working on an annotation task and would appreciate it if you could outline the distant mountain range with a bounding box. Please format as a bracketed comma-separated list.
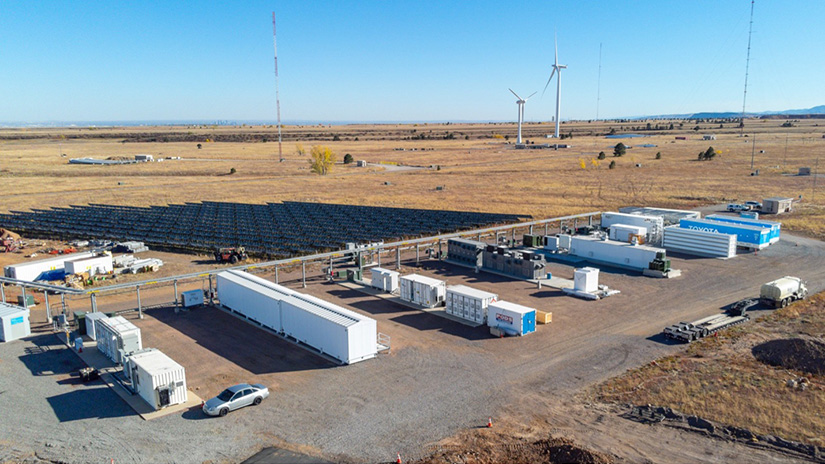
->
[644, 105, 825, 120]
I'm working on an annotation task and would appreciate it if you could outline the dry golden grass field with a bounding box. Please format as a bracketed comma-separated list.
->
[1, 118, 823, 238]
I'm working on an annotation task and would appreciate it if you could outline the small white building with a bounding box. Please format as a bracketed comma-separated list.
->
[4, 252, 95, 282]
[135, 154, 154, 162]
[95, 316, 142, 364]
[573, 267, 600, 293]
[702, 134, 716, 141]
[445, 285, 498, 324]
[65, 253, 113, 277]
[399, 274, 446, 308]
[0, 302, 30, 342]
[487, 301, 536, 336]
[370, 267, 400, 293]
[125, 349, 187, 410]
[608, 224, 647, 243]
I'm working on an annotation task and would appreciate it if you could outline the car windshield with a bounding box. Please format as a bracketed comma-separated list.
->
[217, 389, 234, 401]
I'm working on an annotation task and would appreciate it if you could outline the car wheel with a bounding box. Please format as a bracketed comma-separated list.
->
[781, 298, 789, 308]
[253, 396, 262, 406]
[219, 408, 228, 417]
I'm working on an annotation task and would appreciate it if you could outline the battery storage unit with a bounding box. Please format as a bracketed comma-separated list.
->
[95, 316, 142, 364]
[216, 270, 378, 365]
[370, 267, 400, 293]
[487, 301, 536, 336]
[125, 348, 187, 410]
[663, 226, 737, 258]
[445, 285, 498, 324]
[678, 218, 771, 249]
[0, 302, 30, 342]
[85, 312, 108, 340]
[399, 274, 446, 308]
[705, 214, 781, 244]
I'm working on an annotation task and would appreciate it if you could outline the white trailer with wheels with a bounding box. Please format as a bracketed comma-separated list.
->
[125, 348, 187, 410]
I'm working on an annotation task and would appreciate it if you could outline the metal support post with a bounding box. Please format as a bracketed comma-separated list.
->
[136, 286, 143, 319]
[377, 248, 381, 267]
[415, 244, 420, 264]
[477, 233, 482, 242]
[529, 225, 534, 235]
[511, 229, 516, 246]
[90, 293, 97, 313]
[396, 247, 401, 270]
[574, 218, 578, 231]
[357, 252, 363, 272]
[329, 256, 333, 276]
[544, 222, 549, 235]
[588, 215, 593, 226]
[275, 266, 279, 283]
[174, 280, 179, 314]
[438, 240, 442, 259]
[208, 274, 214, 304]
[44, 292, 51, 323]
[302, 261, 306, 288]
[21, 286, 27, 307]
[60, 293, 66, 315]
[0, 284, 4, 303]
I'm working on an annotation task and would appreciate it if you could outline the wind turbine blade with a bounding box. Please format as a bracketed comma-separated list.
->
[542, 68, 556, 97]
[509, 88, 522, 100]
[525, 91, 537, 101]
[554, 32, 559, 66]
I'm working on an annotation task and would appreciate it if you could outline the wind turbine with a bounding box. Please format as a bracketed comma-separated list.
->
[543, 33, 567, 138]
[509, 89, 536, 145]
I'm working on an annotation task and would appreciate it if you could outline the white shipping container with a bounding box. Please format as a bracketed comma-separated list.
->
[125, 349, 187, 410]
[663, 226, 736, 258]
[370, 267, 400, 293]
[216, 270, 377, 365]
[85, 312, 108, 341]
[65, 253, 113, 277]
[558, 234, 572, 249]
[569, 235, 663, 270]
[0, 302, 31, 342]
[601, 212, 664, 245]
[399, 274, 446, 308]
[181, 289, 204, 308]
[4, 252, 95, 282]
[543, 236, 559, 251]
[487, 301, 537, 336]
[608, 224, 647, 243]
[95, 316, 142, 364]
[574, 267, 599, 293]
[446, 285, 498, 324]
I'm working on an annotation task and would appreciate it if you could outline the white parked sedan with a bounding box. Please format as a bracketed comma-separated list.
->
[202, 383, 269, 417]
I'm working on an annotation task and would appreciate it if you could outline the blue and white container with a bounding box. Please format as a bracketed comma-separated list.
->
[487, 301, 536, 336]
[705, 214, 780, 244]
[679, 218, 771, 249]
[0, 302, 30, 342]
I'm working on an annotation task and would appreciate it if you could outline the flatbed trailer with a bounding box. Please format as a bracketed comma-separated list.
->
[663, 313, 749, 343]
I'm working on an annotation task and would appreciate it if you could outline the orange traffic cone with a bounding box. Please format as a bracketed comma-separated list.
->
[396, 452, 402, 464]
[487, 417, 493, 428]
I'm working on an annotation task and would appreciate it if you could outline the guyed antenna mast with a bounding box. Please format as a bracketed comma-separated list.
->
[272, 12, 283, 161]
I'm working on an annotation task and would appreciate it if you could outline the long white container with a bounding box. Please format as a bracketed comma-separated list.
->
[370, 267, 400, 293]
[487, 301, 536, 336]
[608, 224, 647, 243]
[181, 289, 204, 308]
[95, 316, 142, 364]
[601, 212, 664, 245]
[125, 348, 187, 410]
[85, 312, 108, 341]
[0, 302, 30, 342]
[663, 226, 736, 259]
[569, 235, 663, 270]
[399, 274, 446, 308]
[3, 252, 95, 282]
[216, 270, 377, 364]
[574, 267, 599, 293]
[446, 285, 498, 324]
[65, 253, 113, 277]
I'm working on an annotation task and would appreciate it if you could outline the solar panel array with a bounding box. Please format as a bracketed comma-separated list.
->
[0, 201, 528, 257]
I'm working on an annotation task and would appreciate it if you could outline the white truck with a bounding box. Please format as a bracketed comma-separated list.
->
[760, 276, 808, 308]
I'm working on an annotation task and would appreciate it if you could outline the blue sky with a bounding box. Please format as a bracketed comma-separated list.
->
[1, 1, 822, 123]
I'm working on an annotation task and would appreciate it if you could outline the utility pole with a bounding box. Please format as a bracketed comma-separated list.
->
[740, 0, 755, 136]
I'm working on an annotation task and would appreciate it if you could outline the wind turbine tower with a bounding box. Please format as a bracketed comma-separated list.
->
[509, 89, 536, 145]
[543, 34, 567, 138]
